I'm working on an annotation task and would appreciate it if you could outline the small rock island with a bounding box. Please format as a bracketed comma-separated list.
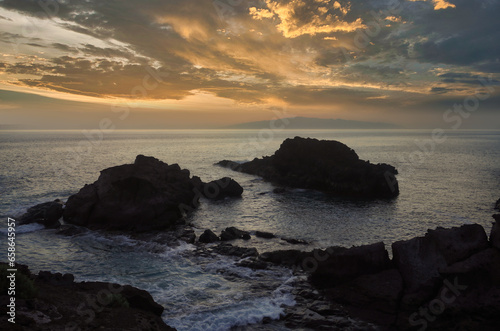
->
[218, 136, 399, 198]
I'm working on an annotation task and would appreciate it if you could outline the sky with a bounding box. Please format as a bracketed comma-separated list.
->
[0, 0, 499, 129]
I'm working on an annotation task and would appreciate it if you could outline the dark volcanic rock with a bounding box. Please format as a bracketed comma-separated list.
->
[325, 269, 403, 325]
[220, 226, 251, 241]
[199, 229, 219, 243]
[259, 249, 310, 267]
[121, 285, 165, 316]
[255, 231, 275, 239]
[19, 199, 63, 228]
[282, 237, 309, 245]
[309, 242, 392, 288]
[490, 215, 500, 250]
[392, 224, 489, 294]
[439, 248, 500, 284]
[202, 177, 243, 199]
[217, 137, 399, 198]
[63, 155, 199, 232]
[211, 243, 258, 258]
[0, 263, 175, 330]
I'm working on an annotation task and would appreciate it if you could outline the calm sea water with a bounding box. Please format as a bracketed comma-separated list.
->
[1, 129, 499, 330]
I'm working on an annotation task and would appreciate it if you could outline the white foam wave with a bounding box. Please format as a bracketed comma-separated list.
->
[0, 222, 45, 234]
[166, 284, 296, 331]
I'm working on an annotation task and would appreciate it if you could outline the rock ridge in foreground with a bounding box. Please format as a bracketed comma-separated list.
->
[0, 263, 176, 330]
[217, 136, 399, 198]
[252, 221, 500, 330]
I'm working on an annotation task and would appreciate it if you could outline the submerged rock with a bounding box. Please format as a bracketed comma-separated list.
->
[63, 155, 199, 232]
[19, 199, 64, 228]
[281, 237, 309, 245]
[255, 231, 275, 239]
[217, 137, 399, 199]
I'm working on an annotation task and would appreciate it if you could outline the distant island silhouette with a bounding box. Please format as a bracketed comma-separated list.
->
[225, 117, 399, 130]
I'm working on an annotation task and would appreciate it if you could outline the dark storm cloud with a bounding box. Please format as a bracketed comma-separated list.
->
[430, 87, 451, 94]
[438, 72, 500, 86]
[51, 42, 78, 53]
[410, 0, 500, 66]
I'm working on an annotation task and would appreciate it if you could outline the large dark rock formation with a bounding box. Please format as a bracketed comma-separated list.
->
[392, 224, 489, 294]
[63, 155, 200, 232]
[217, 137, 399, 198]
[21, 156, 245, 233]
[19, 199, 64, 228]
[258, 223, 500, 330]
[309, 242, 392, 289]
[0, 263, 175, 330]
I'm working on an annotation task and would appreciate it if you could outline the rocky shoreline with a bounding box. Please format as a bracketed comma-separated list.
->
[7, 216, 500, 330]
[10, 146, 500, 330]
[0, 263, 176, 330]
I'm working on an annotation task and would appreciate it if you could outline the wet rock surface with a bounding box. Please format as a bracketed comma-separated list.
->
[202, 177, 243, 199]
[19, 200, 64, 229]
[256, 223, 500, 330]
[199, 229, 219, 243]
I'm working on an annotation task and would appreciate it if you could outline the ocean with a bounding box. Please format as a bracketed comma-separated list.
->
[1, 129, 499, 330]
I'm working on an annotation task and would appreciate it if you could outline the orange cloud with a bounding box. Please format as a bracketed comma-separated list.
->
[249, 0, 364, 38]
[408, 0, 456, 11]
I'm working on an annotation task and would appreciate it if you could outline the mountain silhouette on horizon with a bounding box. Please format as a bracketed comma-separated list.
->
[224, 117, 399, 130]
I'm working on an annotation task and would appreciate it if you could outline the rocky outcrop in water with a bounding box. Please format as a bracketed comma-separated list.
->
[62, 155, 243, 232]
[495, 198, 500, 210]
[199, 229, 219, 243]
[220, 226, 251, 241]
[19, 199, 64, 229]
[0, 263, 175, 330]
[63, 155, 198, 232]
[217, 137, 399, 198]
[202, 177, 243, 199]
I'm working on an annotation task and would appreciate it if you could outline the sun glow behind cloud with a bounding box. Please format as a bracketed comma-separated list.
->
[0, 0, 498, 129]
[250, 0, 364, 38]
